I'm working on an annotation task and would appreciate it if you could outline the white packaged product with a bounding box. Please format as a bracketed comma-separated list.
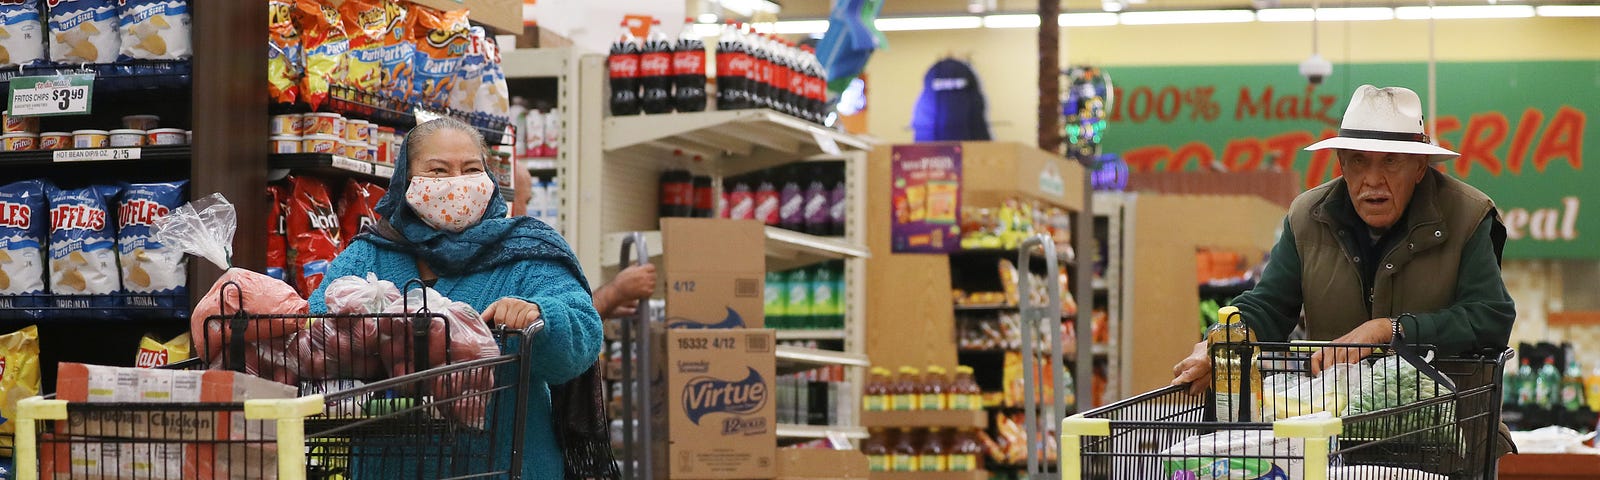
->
[116, 181, 187, 310]
[543, 106, 561, 155]
[117, 0, 191, 60]
[48, 0, 120, 64]
[47, 184, 122, 305]
[0, 180, 49, 312]
[0, 1, 47, 68]
[523, 108, 544, 157]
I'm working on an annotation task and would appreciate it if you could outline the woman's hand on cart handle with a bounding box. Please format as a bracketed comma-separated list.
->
[483, 297, 544, 330]
[1310, 318, 1394, 375]
[1171, 341, 1213, 396]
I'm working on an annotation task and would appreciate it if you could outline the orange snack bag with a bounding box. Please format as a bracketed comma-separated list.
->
[377, 0, 412, 102]
[292, 0, 349, 110]
[409, 5, 470, 109]
[338, 0, 390, 93]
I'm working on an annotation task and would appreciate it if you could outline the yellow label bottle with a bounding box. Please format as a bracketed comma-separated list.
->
[919, 428, 948, 472]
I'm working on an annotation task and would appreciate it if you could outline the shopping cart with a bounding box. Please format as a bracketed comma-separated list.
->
[13, 279, 542, 480]
[1060, 339, 1512, 480]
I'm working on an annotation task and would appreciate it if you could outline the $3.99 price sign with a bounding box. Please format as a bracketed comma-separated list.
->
[8, 74, 95, 117]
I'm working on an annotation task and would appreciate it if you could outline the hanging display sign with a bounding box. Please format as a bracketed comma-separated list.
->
[9, 74, 95, 117]
[1098, 61, 1597, 259]
[890, 143, 963, 253]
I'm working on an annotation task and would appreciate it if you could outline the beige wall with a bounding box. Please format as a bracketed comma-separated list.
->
[861, 18, 1600, 145]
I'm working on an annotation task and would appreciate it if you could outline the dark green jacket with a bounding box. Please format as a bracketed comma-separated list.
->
[1233, 169, 1516, 357]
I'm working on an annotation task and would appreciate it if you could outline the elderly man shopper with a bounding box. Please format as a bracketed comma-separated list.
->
[1172, 84, 1516, 390]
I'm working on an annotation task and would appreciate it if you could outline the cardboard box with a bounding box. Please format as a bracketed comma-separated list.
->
[776, 448, 869, 479]
[41, 440, 276, 480]
[55, 363, 298, 441]
[657, 328, 777, 479]
[953, 141, 1084, 212]
[661, 218, 766, 329]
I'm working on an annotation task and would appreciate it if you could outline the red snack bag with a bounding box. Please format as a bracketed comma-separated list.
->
[337, 180, 384, 243]
[286, 176, 341, 298]
[408, 5, 470, 108]
[292, 0, 349, 110]
[266, 184, 288, 282]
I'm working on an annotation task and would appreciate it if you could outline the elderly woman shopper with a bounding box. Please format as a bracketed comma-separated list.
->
[309, 117, 603, 479]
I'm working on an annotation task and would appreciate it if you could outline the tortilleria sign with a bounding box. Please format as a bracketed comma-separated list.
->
[1100, 61, 1595, 259]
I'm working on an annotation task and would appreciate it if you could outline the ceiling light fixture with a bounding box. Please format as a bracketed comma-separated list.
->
[1256, 7, 1396, 21]
[1119, 9, 1256, 25]
[981, 14, 1040, 28]
[1536, 4, 1600, 16]
[1395, 5, 1535, 19]
[1062, 12, 1121, 26]
[874, 16, 984, 31]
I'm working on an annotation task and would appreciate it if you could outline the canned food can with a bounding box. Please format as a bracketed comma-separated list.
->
[72, 129, 110, 148]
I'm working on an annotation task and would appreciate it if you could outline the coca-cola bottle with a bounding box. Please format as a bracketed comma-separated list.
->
[715, 20, 748, 110]
[640, 19, 674, 114]
[750, 31, 771, 110]
[672, 18, 707, 112]
[802, 45, 827, 123]
[607, 21, 641, 115]
[777, 39, 798, 116]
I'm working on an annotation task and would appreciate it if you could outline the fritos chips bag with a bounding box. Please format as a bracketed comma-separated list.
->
[0, 325, 39, 456]
[135, 332, 191, 368]
[292, 0, 348, 110]
[378, 0, 412, 102]
[337, 0, 388, 93]
[286, 176, 339, 298]
[268, 0, 302, 104]
[266, 184, 287, 282]
[337, 179, 383, 243]
[409, 5, 469, 109]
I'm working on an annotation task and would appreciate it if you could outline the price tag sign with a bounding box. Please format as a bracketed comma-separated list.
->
[53, 148, 141, 163]
[330, 155, 373, 174]
[372, 164, 395, 179]
[414, 107, 444, 124]
[9, 74, 95, 117]
[810, 127, 842, 156]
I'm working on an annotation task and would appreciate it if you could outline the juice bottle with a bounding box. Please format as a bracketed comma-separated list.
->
[863, 367, 891, 412]
[891, 428, 919, 471]
[786, 268, 812, 329]
[919, 428, 948, 472]
[921, 365, 949, 411]
[764, 271, 787, 329]
[951, 365, 981, 411]
[893, 367, 920, 411]
[949, 429, 983, 472]
[1207, 305, 1260, 421]
[1586, 359, 1600, 412]
[861, 429, 889, 472]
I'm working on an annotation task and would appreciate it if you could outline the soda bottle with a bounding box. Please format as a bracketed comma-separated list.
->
[607, 22, 641, 115]
[1516, 358, 1536, 406]
[658, 151, 693, 219]
[749, 31, 771, 109]
[800, 44, 826, 123]
[764, 270, 787, 329]
[811, 264, 835, 330]
[691, 173, 714, 218]
[785, 267, 811, 329]
[1502, 355, 1519, 408]
[727, 179, 753, 220]
[951, 365, 981, 411]
[919, 428, 949, 472]
[949, 430, 982, 472]
[771, 37, 792, 115]
[864, 367, 891, 412]
[830, 261, 845, 328]
[785, 40, 805, 116]
[1561, 357, 1585, 411]
[715, 21, 748, 110]
[891, 428, 919, 471]
[672, 18, 707, 112]
[862, 429, 890, 472]
[754, 173, 780, 226]
[921, 365, 949, 411]
[828, 169, 848, 236]
[803, 166, 830, 236]
[639, 19, 674, 114]
[779, 166, 805, 232]
[1536, 357, 1560, 408]
[1207, 306, 1261, 422]
[893, 366, 920, 411]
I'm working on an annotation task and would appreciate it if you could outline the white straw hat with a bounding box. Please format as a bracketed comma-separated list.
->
[1303, 84, 1459, 163]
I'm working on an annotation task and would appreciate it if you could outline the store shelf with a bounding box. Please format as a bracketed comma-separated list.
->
[603, 109, 870, 176]
[958, 344, 1109, 357]
[522, 157, 558, 172]
[0, 145, 190, 166]
[0, 60, 191, 93]
[270, 153, 393, 183]
[776, 345, 870, 375]
[776, 329, 847, 341]
[600, 226, 869, 270]
[954, 304, 1018, 312]
[860, 409, 987, 429]
[775, 424, 869, 440]
[871, 471, 989, 480]
[0, 293, 189, 322]
[950, 246, 1075, 266]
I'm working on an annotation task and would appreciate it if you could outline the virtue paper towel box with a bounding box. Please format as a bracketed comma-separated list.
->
[662, 218, 765, 328]
[661, 328, 776, 479]
[54, 362, 298, 440]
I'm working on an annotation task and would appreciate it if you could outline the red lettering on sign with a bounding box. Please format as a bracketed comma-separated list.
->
[1236, 86, 1270, 121]
[1155, 86, 1180, 123]
[1532, 106, 1584, 172]
[1108, 86, 1125, 122]
[1506, 108, 1543, 175]
[1433, 116, 1462, 153]
[1274, 95, 1301, 120]
[1123, 145, 1171, 172]
[1455, 112, 1508, 178]
[1128, 87, 1153, 123]
[1263, 131, 1313, 172]
[1222, 137, 1264, 172]
[1168, 142, 1214, 171]
[1304, 129, 1339, 189]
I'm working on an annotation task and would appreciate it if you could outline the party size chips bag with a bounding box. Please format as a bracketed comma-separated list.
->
[336, 0, 387, 93]
[47, 0, 119, 64]
[266, 184, 288, 282]
[0, 0, 47, 68]
[47, 184, 121, 311]
[0, 180, 49, 314]
[337, 179, 383, 243]
[292, 0, 348, 110]
[0, 325, 40, 456]
[117, 181, 187, 312]
[377, 0, 411, 102]
[408, 5, 469, 109]
[447, 25, 486, 114]
[286, 176, 339, 298]
[116, 0, 191, 61]
[268, 0, 302, 104]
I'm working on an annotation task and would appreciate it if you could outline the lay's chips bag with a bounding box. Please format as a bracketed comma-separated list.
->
[0, 0, 47, 68]
[135, 332, 191, 368]
[0, 325, 40, 457]
[116, 0, 192, 61]
[337, 0, 387, 93]
[268, 0, 302, 104]
[117, 181, 186, 313]
[46, 184, 122, 313]
[292, 0, 348, 110]
[47, 0, 119, 64]
[409, 5, 469, 109]
[0, 180, 50, 316]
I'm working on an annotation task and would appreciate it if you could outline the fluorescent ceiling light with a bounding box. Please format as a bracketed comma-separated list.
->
[1395, 5, 1535, 19]
[1119, 9, 1255, 25]
[697, 13, 719, 24]
[1102, 0, 1126, 12]
[981, 14, 1040, 28]
[1061, 12, 1120, 26]
[692, 22, 722, 37]
[1256, 7, 1395, 22]
[874, 16, 983, 31]
[770, 20, 831, 34]
[714, 0, 780, 16]
[1536, 5, 1600, 16]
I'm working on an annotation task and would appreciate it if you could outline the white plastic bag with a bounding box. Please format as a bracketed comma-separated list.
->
[152, 192, 236, 271]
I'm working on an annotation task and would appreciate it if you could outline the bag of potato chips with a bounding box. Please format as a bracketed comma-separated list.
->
[135, 332, 191, 368]
[337, 0, 387, 93]
[377, 0, 412, 102]
[47, 184, 122, 313]
[268, 0, 302, 104]
[447, 25, 486, 114]
[0, 325, 40, 457]
[408, 5, 469, 109]
[117, 181, 187, 313]
[0, 180, 49, 317]
[47, 0, 120, 64]
[0, 0, 47, 68]
[116, 0, 191, 61]
[293, 0, 348, 110]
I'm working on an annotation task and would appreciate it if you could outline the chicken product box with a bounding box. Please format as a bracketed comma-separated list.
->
[661, 218, 765, 329]
[653, 328, 776, 479]
[54, 362, 297, 441]
[40, 441, 277, 480]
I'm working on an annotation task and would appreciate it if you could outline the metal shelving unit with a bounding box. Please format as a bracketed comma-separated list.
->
[1094, 192, 1128, 404]
[598, 226, 868, 271]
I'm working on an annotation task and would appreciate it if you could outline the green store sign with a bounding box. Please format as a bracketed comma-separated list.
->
[1099, 61, 1597, 259]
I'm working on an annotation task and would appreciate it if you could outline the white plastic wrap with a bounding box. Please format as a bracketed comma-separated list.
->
[152, 192, 236, 271]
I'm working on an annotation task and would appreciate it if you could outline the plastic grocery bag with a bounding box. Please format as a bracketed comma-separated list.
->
[155, 193, 304, 385]
[1158, 412, 1333, 479]
[379, 286, 499, 425]
[286, 274, 396, 380]
[1261, 363, 1366, 421]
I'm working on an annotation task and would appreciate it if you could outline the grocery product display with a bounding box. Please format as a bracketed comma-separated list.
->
[723, 162, 848, 236]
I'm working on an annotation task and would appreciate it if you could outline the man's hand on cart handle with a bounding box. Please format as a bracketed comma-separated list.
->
[1310, 317, 1395, 375]
[1171, 341, 1213, 396]
[483, 297, 544, 330]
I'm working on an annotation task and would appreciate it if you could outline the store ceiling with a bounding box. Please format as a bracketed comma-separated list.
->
[771, 0, 1590, 18]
